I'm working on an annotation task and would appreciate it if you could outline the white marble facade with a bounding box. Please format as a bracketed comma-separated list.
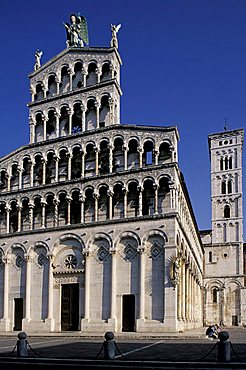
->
[0, 31, 243, 334]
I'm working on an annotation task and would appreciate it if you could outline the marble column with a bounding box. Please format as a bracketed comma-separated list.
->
[95, 101, 100, 129]
[153, 184, 159, 214]
[43, 115, 47, 141]
[28, 203, 34, 230]
[138, 186, 143, 216]
[67, 152, 72, 181]
[17, 205, 22, 232]
[47, 253, 54, 320]
[95, 147, 99, 176]
[123, 145, 128, 170]
[42, 159, 46, 185]
[81, 104, 86, 132]
[93, 193, 99, 222]
[25, 254, 31, 321]
[123, 188, 128, 219]
[84, 250, 91, 320]
[138, 248, 145, 319]
[137, 146, 143, 168]
[18, 168, 23, 190]
[41, 201, 46, 228]
[108, 144, 114, 173]
[80, 194, 85, 223]
[66, 196, 72, 225]
[3, 256, 10, 322]
[68, 109, 73, 135]
[5, 207, 10, 234]
[81, 151, 85, 178]
[107, 190, 113, 220]
[54, 156, 59, 182]
[55, 112, 60, 138]
[30, 162, 34, 187]
[110, 248, 116, 321]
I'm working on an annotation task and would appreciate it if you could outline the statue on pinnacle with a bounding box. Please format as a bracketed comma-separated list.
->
[64, 14, 89, 48]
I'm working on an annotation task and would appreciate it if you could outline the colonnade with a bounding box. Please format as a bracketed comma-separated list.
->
[177, 257, 202, 323]
[0, 177, 172, 234]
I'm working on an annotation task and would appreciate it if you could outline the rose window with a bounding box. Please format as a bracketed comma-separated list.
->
[64, 255, 77, 269]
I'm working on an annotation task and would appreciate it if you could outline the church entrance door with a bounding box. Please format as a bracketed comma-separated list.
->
[61, 284, 79, 331]
[122, 294, 135, 332]
[14, 298, 23, 331]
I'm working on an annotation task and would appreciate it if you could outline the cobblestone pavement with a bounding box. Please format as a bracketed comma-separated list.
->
[0, 327, 245, 363]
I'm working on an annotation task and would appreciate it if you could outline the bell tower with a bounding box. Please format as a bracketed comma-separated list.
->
[209, 128, 244, 245]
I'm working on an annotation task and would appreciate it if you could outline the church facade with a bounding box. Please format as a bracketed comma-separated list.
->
[0, 18, 244, 333]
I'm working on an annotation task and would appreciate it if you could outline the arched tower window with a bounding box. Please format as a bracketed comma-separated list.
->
[73, 62, 83, 89]
[101, 62, 110, 82]
[113, 137, 124, 172]
[159, 142, 171, 163]
[47, 75, 57, 97]
[86, 62, 97, 86]
[72, 103, 82, 134]
[224, 157, 228, 170]
[224, 205, 230, 218]
[221, 181, 226, 194]
[212, 288, 218, 303]
[143, 141, 154, 166]
[60, 66, 70, 93]
[209, 251, 212, 262]
[59, 106, 69, 137]
[229, 156, 233, 169]
[220, 158, 223, 171]
[227, 180, 232, 194]
[99, 95, 110, 127]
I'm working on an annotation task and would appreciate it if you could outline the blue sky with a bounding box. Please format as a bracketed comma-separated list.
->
[0, 0, 245, 233]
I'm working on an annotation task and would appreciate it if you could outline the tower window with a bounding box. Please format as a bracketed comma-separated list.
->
[227, 180, 232, 194]
[224, 205, 230, 218]
[212, 288, 218, 303]
[221, 181, 226, 194]
[209, 251, 212, 263]
[220, 158, 223, 171]
[225, 157, 228, 170]
[229, 157, 232, 169]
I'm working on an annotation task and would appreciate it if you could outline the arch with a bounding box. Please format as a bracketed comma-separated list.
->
[86, 61, 98, 87]
[60, 65, 70, 93]
[10, 243, 27, 254]
[114, 230, 141, 248]
[47, 74, 57, 98]
[85, 97, 96, 130]
[87, 232, 112, 250]
[99, 95, 110, 127]
[142, 229, 168, 247]
[72, 61, 84, 90]
[33, 241, 50, 253]
[53, 233, 85, 251]
[143, 139, 154, 166]
[100, 61, 111, 82]
[159, 141, 172, 163]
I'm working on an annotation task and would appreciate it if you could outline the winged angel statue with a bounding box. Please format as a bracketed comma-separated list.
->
[64, 14, 89, 47]
[110, 24, 121, 48]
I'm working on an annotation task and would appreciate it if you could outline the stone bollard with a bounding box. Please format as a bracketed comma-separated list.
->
[17, 331, 28, 357]
[103, 331, 116, 359]
[217, 331, 230, 362]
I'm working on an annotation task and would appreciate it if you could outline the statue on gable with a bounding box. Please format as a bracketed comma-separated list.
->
[34, 50, 43, 71]
[64, 14, 89, 48]
[110, 24, 121, 49]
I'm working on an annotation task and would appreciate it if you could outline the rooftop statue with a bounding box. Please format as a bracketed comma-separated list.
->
[64, 14, 89, 48]
[34, 50, 43, 71]
[110, 24, 121, 49]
